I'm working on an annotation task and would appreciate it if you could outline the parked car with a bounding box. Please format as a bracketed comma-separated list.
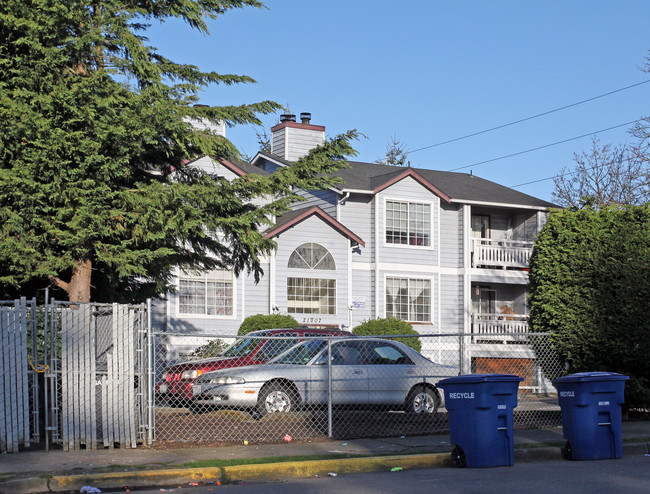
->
[191, 337, 458, 417]
[156, 327, 351, 404]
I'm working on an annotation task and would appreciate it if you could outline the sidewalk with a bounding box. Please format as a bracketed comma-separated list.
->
[2, 422, 649, 493]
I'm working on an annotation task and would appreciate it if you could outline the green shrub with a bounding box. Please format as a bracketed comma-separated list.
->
[352, 318, 421, 352]
[529, 205, 650, 409]
[191, 339, 227, 358]
[238, 314, 300, 336]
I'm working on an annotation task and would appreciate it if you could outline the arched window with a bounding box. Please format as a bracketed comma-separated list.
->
[287, 243, 336, 314]
[288, 243, 335, 270]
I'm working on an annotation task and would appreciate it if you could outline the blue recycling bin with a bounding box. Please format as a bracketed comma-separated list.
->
[437, 373, 523, 468]
[552, 372, 629, 461]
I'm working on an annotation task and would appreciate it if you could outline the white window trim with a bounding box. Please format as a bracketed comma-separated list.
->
[383, 273, 434, 323]
[382, 197, 435, 250]
[175, 268, 238, 319]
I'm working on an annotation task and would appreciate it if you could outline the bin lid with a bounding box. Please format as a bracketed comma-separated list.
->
[438, 373, 524, 386]
[552, 371, 629, 384]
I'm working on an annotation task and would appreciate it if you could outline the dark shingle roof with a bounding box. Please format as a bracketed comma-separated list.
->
[336, 161, 556, 208]
[251, 153, 556, 209]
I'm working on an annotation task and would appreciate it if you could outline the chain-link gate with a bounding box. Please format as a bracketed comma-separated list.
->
[152, 331, 564, 446]
[43, 299, 151, 450]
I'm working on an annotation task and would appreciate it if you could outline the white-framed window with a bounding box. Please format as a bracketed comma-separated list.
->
[385, 277, 431, 322]
[385, 200, 431, 247]
[178, 269, 234, 316]
[288, 243, 336, 270]
[287, 277, 336, 314]
[287, 243, 336, 315]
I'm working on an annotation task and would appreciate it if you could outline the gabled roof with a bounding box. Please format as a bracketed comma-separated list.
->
[219, 157, 271, 177]
[336, 161, 556, 209]
[367, 167, 451, 203]
[251, 150, 292, 168]
[250, 153, 556, 209]
[265, 206, 365, 247]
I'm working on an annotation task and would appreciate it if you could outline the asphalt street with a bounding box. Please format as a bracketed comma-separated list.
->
[123, 455, 650, 494]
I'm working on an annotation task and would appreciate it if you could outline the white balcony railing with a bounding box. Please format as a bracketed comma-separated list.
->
[471, 313, 529, 343]
[472, 238, 533, 269]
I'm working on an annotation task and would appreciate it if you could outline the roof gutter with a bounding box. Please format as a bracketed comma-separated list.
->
[449, 198, 555, 211]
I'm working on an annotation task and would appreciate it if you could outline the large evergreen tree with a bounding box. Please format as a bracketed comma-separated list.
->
[0, 0, 357, 302]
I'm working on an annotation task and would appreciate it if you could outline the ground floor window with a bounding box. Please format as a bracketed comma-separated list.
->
[385, 277, 431, 322]
[178, 269, 233, 316]
[287, 277, 336, 314]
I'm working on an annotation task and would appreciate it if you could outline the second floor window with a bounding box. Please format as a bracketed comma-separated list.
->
[386, 200, 431, 246]
[178, 269, 233, 316]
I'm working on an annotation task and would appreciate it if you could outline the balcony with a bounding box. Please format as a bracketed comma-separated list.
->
[471, 313, 529, 344]
[471, 238, 533, 269]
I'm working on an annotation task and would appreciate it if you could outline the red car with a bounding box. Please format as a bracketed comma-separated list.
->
[156, 327, 351, 404]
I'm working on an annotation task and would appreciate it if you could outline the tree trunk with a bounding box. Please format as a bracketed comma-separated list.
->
[49, 259, 92, 302]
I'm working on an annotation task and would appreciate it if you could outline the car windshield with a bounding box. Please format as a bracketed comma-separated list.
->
[255, 338, 299, 360]
[273, 339, 327, 365]
[221, 336, 263, 357]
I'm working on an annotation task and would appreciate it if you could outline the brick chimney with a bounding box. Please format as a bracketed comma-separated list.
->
[270, 112, 325, 161]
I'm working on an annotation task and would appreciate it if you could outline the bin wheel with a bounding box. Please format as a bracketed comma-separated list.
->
[451, 445, 466, 468]
[561, 441, 573, 460]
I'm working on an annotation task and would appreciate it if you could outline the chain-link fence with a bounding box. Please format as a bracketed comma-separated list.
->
[2, 297, 566, 453]
[152, 331, 564, 446]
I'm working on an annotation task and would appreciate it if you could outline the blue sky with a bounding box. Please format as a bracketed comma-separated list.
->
[145, 1, 650, 202]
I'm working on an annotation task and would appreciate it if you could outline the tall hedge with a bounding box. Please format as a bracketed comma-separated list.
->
[238, 314, 300, 336]
[528, 205, 650, 408]
[352, 318, 421, 353]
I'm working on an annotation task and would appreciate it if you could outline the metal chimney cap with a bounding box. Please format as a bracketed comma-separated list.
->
[300, 112, 312, 124]
[280, 114, 296, 123]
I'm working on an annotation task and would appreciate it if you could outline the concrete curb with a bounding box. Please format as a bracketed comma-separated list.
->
[2, 442, 648, 494]
[47, 453, 450, 492]
[4, 453, 452, 493]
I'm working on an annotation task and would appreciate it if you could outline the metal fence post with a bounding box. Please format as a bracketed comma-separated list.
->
[459, 334, 465, 375]
[146, 299, 154, 446]
[327, 338, 332, 438]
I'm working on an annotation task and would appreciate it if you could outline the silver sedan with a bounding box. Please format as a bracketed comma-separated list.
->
[191, 338, 457, 417]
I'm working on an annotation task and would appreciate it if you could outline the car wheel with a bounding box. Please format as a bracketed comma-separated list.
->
[406, 386, 439, 414]
[257, 383, 297, 417]
[451, 445, 466, 468]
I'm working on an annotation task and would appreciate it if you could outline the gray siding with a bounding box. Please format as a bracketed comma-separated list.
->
[295, 188, 338, 217]
[440, 274, 464, 331]
[270, 127, 325, 161]
[349, 268, 372, 325]
[284, 127, 325, 161]
[243, 267, 270, 317]
[440, 203, 462, 268]
[340, 194, 373, 264]
[270, 129, 286, 161]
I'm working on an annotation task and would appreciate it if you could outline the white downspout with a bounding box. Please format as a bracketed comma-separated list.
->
[337, 191, 350, 222]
